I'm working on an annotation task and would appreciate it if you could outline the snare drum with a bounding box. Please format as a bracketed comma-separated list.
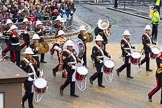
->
[34, 78, 47, 93]
[150, 46, 160, 59]
[130, 51, 141, 65]
[63, 38, 85, 57]
[76, 66, 88, 81]
[103, 60, 115, 74]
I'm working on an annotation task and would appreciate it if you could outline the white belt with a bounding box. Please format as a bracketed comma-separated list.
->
[39, 36, 44, 38]
[33, 55, 38, 57]
[97, 56, 104, 59]
[28, 72, 34, 76]
[11, 43, 20, 45]
[68, 62, 76, 65]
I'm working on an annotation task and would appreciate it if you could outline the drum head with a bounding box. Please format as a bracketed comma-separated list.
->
[77, 66, 88, 75]
[104, 60, 115, 68]
[34, 78, 47, 89]
[63, 38, 85, 57]
[151, 47, 160, 54]
[131, 51, 141, 59]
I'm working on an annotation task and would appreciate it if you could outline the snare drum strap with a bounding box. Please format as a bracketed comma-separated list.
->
[95, 45, 104, 61]
[144, 33, 152, 44]
[122, 38, 132, 53]
[65, 49, 77, 64]
[23, 58, 37, 80]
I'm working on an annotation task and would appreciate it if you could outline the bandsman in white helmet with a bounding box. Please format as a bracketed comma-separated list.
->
[30, 34, 41, 68]
[139, 25, 155, 72]
[54, 15, 65, 35]
[60, 40, 79, 97]
[2, 19, 13, 56]
[9, 25, 21, 66]
[51, 30, 67, 78]
[116, 30, 135, 79]
[20, 47, 39, 108]
[148, 46, 162, 104]
[89, 35, 111, 88]
[77, 25, 87, 67]
[35, 20, 47, 63]
[94, 19, 111, 50]
[20, 18, 30, 49]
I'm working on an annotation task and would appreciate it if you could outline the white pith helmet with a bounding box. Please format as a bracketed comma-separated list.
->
[66, 40, 73, 46]
[122, 30, 131, 36]
[58, 30, 65, 36]
[23, 18, 29, 23]
[24, 47, 34, 55]
[32, 34, 40, 40]
[6, 19, 13, 25]
[36, 20, 43, 26]
[95, 35, 103, 41]
[8, 25, 18, 32]
[79, 25, 86, 31]
[144, 25, 151, 30]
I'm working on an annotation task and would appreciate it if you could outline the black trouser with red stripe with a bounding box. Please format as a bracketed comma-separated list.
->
[117, 56, 131, 77]
[21, 38, 30, 49]
[148, 77, 162, 100]
[2, 40, 10, 55]
[90, 63, 103, 86]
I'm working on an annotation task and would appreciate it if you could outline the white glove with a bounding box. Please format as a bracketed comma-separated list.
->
[24, 31, 27, 34]
[58, 48, 62, 51]
[149, 45, 153, 48]
[54, 46, 61, 51]
[36, 47, 38, 51]
[127, 53, 131, 56]
[72, 65, 76, 69]
[100, 60, 103, 63]
[40, 71, 43, 77]
[28, 77, 34, 81]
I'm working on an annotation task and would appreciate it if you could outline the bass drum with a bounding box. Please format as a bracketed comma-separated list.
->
[63, 38, 85, 57]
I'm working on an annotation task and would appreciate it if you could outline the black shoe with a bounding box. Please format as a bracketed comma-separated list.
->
[127, 76, 134, 79]
[146, 69, 153, 72]
[41, 61, 47, 63]
[98, 85, 105, 88]
[89, 78, 93, 85]
[60, 88, 63, 96]
[71, 94, 79, 97]
[116, 69, 120, 76]
[148, 96, 152, 102]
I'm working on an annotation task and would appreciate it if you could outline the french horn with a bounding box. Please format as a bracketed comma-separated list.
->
[83, 33, 93, 43]
[37, 42, 49, 54]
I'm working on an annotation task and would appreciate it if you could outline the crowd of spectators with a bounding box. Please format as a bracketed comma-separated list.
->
[0, 0, 76, 24]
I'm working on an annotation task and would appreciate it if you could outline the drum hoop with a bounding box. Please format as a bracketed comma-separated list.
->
[34, 78, 47, 88]
[131, 51, 141, 58]
[77, 66, 88, 75]
[151, 46, 160, 54]
[104, 60, 115, 68]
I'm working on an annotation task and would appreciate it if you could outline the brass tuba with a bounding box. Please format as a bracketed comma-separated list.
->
[37, 42, 49, 54]
[82, 33, 93, 43]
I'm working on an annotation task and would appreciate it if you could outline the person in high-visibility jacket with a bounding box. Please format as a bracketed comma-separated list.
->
[155, 0, 161, 14]
[151, 6, 160, 42]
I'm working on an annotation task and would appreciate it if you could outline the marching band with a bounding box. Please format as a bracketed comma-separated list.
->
[0, 13, 162, 107]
